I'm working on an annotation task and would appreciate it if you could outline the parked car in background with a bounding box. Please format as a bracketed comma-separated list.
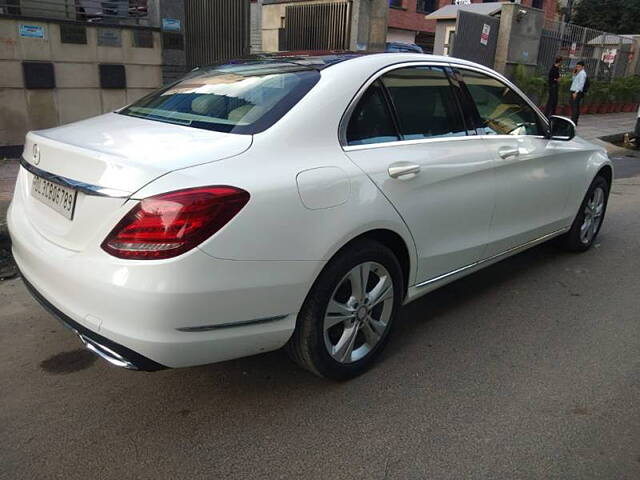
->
[385, 42, 424, 53]
[9, 53, 612, 380]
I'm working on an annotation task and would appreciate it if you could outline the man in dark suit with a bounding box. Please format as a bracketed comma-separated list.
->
[544, 57, 562, 118]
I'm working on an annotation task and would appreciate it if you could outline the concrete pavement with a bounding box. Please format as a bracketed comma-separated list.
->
[575, 111, 637, 142]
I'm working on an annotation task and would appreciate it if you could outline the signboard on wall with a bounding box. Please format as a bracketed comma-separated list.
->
[480, 24, 490, 46]
[602, 48, 617, 64]
[98, 28, 122, 47]
[19, 24, 45, 39]
[162, 18, 182, 32]
[569, 42, 577, 57]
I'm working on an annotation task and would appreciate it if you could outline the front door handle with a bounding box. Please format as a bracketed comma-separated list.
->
[498, 146, 520, 159]
[388, 162, 421, 179]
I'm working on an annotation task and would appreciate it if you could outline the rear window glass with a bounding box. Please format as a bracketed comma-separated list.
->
[119, 63, 320, 134]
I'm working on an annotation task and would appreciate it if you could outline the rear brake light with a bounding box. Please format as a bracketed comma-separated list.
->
[101, 186, 250, 260]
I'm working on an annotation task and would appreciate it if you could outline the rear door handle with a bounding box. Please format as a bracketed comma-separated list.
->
[388, 162, 421, 179]
[498, 146, 520, 159]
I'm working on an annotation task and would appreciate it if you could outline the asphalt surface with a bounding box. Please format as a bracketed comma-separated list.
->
[1, 155, 640, 480]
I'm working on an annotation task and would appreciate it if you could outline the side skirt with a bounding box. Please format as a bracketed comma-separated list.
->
[404, 227, 569, 304]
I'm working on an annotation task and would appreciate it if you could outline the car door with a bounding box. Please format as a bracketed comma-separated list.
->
[454, 67, 585, 257]
[343, 64, 496, 285]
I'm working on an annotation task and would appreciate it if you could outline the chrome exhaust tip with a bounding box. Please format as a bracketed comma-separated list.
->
[78, 334, 138, 370]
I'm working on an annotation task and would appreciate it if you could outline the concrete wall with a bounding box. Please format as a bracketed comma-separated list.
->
[155, 0, 187, 84]
[0, 17, 162, 147]
[261, 2, 285, 52]
[433, 19, 454, 56]
[494, 4, 544, 76]
[250, 0, 263, 53]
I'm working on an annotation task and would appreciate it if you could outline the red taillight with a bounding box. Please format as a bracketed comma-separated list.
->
[101, 186, 250, 260]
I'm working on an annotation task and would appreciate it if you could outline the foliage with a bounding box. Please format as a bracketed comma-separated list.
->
[513, 64, 547, 105]
[572, 0, 640, 34]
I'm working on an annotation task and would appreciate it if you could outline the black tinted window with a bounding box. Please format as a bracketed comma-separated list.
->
[381, 67, 466, 140]
[346, 81, 399, 146]
[460, 69, 543, 136]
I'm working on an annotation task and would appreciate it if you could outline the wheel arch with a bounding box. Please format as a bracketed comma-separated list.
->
[596, 164, 613, 189]
[323, 228, 413, 300]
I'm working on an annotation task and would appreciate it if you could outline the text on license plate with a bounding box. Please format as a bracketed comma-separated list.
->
[31, 174, 78, 220]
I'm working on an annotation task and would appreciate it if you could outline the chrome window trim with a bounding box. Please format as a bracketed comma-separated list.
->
[413, 227, 569, 289]
[19, 156, 132, 199]
[343, 134, 480, 152]
[342, 133, 549, 152]
[338, 60, 550, 150]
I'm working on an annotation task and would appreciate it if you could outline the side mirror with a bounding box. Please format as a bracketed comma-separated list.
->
[548, 115, 576, 141]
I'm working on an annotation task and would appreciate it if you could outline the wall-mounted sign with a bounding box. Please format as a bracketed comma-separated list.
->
[569, 42, 577, 57]
[454, 0, 471, 4]
[19, 24, 45, 39]
[162, 18, 181, 32]
[98, 28, 122, 47]
[480, 24, 491, 46]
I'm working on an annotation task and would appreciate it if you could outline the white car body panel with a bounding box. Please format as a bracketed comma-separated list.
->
[346, 137, 496, 283]
[8, 53, 612, 370]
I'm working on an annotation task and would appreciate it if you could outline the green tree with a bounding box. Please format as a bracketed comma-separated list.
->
[573, 0, 640, 33]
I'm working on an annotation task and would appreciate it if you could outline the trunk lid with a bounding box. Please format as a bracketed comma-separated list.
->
[18, 113, 252, 251]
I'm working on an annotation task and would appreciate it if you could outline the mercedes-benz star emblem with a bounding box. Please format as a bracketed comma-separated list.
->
[33, 144, 40, 165]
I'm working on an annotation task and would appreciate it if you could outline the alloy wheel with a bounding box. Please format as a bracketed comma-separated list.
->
[580, 186, 605, 244]
[323, 262, 394, 364]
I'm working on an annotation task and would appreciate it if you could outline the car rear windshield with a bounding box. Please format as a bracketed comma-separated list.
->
[119, 62, 320, 134]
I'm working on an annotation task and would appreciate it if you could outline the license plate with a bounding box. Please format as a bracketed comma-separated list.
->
[31, 174, 78, 220]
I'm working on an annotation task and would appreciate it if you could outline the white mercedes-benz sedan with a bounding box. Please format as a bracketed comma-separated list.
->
[8, 53, 612, 379]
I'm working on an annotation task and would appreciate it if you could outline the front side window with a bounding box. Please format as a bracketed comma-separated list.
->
[459, 69, 544, 136]
[381, 66, 466, 140]
[119, 62, 320, 134]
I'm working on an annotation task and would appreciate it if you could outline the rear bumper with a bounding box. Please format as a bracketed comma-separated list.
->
[8, 194, 323, 369]
[21, 273, 166, 371]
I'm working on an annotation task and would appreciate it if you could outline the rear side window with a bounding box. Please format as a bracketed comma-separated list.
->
[119, 63, 320, 134]
[381, 66, 467, 140]
[346, 80, 400, 146]
[459, 69, 544, 136]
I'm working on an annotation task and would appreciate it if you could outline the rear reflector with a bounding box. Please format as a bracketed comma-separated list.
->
[101, 186, 250, 260]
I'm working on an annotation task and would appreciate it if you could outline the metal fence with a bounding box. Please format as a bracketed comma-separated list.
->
[537, 18, 634, 81]
[184, 0, 250, 68]
[0, 0, 148, 25]
[282, 1, 350, 51]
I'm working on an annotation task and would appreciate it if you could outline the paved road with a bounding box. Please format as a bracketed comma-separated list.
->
[1, 158, 640, 480]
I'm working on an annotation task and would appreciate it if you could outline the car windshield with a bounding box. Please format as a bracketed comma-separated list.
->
[119, 62, 320, 134]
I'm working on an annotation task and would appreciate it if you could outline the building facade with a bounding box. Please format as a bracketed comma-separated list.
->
[387, 0, 558, 53]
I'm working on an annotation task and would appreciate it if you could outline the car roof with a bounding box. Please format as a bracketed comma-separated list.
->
[202, 52, 496, 77]
[207, 52, 368, 71]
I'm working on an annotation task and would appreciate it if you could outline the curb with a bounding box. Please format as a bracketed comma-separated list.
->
[594, 133, 637, 156]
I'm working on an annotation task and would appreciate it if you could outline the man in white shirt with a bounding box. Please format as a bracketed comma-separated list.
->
[570, 61, 587, 125]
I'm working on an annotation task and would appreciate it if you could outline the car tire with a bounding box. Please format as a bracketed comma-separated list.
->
[558, 175, 609, 252]
[286, 239, 403, 380]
